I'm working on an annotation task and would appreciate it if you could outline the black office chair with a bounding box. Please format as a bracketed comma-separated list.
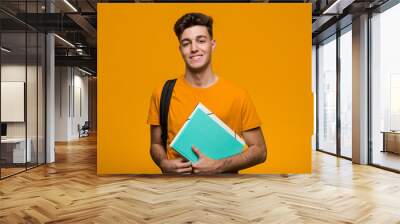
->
[79, 121, 90, 138]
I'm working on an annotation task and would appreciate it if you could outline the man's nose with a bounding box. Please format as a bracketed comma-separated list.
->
[190, 43, 198, 52]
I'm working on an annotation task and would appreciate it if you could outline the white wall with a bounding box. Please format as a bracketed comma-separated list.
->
[1, 63, 46, 164]
[73, 72, 89, 138]
[55, 66, 70, 141]
[1, 65, 38, 137]
[1, 64, 25, 81]
[55, 67, 89, 141]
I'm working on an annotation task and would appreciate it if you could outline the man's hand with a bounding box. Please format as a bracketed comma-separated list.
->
[160, 157, 192, 174]
[192, 146, 222, 174]
[191, 127, 267, 174]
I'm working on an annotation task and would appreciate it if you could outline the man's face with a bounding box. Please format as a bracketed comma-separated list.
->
[179, 25, 216, 72]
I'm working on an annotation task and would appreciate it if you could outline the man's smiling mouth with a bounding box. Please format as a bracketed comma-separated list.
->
[190, 55, 203, 60]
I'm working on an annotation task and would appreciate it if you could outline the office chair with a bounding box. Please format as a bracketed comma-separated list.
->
[79, 121, 90, 138]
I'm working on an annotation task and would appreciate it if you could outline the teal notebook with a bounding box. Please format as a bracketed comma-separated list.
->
[170, 103, 245, 163]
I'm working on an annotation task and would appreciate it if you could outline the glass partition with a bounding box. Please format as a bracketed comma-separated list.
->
[317, 35, 337, 155]
[1, 30, 28, 177]
[0, 1, 46, 179]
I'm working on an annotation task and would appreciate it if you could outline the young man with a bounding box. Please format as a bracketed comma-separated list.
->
[147, 12, 267, 174]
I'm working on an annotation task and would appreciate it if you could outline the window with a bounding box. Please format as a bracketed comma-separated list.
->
[317, 35, 337, 154]
[339, 27, 352, 158]
[371, 3, 400, 171]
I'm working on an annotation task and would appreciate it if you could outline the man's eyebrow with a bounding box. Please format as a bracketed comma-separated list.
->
[180, 38, 191, 43]
[196, 35, 208, 39]
[180, 35, 209, 43]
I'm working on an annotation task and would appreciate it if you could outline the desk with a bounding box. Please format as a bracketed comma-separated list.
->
[1, 138, 31, 163]
[382, 131, 400, 154]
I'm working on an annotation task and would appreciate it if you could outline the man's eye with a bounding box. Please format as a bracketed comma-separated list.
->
[198, 39, 206, 43]
[182, 42, 190, 47]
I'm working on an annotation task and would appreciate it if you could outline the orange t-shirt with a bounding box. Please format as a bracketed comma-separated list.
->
[147, 76, 261, 159]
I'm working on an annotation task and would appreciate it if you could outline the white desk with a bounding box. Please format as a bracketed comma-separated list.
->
[1, 138, 31, 163]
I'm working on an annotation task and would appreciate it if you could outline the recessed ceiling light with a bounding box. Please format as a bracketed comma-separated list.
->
[1, 47, 11, 53]
[54, 34, 75, 48]
[77, 67, 93, 76]
[63, 0, 78, 12]
[322, 0, 354, 15]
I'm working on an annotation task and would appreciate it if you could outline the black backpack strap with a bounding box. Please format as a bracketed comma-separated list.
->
[160, 79, 177, 149]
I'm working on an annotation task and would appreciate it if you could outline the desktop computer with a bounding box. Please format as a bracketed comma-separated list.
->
[1, 123, 7, 140]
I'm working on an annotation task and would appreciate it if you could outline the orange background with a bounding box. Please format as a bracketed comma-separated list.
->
[97, 3, 312, 174]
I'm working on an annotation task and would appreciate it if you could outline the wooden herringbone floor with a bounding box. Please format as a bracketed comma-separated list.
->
[1, 134, 400, 223]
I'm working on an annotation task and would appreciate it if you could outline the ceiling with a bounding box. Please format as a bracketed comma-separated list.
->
[1, 0, 97, 74]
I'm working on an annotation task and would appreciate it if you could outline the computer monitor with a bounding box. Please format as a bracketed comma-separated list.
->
[1, 123, 7, 137]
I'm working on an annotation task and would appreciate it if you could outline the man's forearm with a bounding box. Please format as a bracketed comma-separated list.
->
[218, 145, 266, 173]
[150, 144, 168, 168]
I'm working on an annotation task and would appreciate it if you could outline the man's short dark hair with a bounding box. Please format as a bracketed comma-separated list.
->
[174, 12, 213, 40]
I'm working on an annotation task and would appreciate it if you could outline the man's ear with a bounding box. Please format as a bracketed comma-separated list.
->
[211, 39, 216, 52]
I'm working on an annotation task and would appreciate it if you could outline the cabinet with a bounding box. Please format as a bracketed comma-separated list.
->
[382, 132, 400, 154]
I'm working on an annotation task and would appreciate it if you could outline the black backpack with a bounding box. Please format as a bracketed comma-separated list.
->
[159, 79, 177, 149]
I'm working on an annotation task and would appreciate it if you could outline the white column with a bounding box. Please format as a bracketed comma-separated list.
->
[46, 32, 55, 163]
[352, 14, 369, 164]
